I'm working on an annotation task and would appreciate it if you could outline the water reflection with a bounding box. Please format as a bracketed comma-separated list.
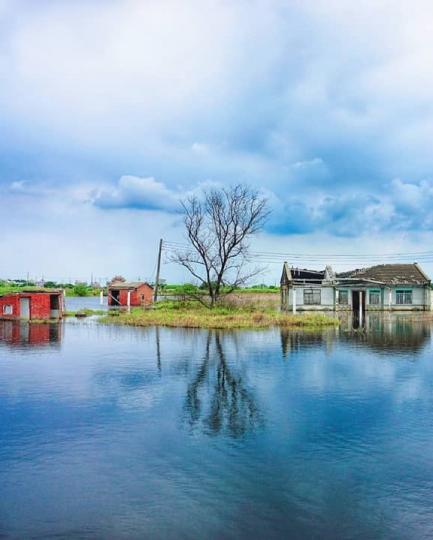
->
[2, 315, 433, 538]
[0, 320, 61, 348]
[184, 332, 263, 437]
[339, 312, 431, 354]
[281, 313, 431, 358]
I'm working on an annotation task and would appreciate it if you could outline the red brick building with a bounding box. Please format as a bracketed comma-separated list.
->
[108, 282, 153, 307]
[0, 290, 65, 321]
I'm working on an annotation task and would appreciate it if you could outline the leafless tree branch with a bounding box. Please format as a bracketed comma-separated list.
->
[171, 184, 270, 307]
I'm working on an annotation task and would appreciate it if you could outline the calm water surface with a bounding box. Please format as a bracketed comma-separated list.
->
[1, 314, 433, 539]
[65, 296, 108, 311]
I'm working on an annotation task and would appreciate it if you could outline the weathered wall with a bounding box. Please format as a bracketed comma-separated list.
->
[281, 284, 431, 311]
[0, 295, 20, 319]
[0, 293, 64, 320]
[286, 286, 335, 311]
[109, 285, 153, 306]
[29, 294, 51, 319]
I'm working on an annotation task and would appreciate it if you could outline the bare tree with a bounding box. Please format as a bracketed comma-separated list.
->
[172, 184, 269, 307]
[109, 275, 126, 284]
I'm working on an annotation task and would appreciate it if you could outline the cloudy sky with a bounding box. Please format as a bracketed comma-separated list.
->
[2, 0, 433, 283]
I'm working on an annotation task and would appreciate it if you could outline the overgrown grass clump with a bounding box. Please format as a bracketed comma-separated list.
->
[64, 308, 106, 317]
[100, 301, 338, 330]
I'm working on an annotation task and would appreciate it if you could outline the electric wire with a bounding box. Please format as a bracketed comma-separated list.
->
[160, 240, 433, 265]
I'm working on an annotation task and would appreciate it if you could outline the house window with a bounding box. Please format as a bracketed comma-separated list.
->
[304, 288, 321, 305]
[339, 290, 348, 305]
[396, 290, 412, 305]
[2, 304, 13, 315]
[369, 290, 381, 305]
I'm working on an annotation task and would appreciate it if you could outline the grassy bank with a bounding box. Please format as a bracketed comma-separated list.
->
[100, 302, 338, 330]
[0, 285, 102, 297]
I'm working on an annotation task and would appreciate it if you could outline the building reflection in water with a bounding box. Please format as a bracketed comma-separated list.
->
[183, 332, 263, 438]
[281, 312, 432, 357]
[0, 321, 62, 347]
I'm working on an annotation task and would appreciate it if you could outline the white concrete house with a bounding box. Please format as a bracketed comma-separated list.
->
[280, 263, 432, 312]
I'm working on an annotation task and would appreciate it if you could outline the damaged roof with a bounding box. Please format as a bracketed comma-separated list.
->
[108, 281, 153, 290]
[280, 263, 326, 284]
[336, 264, 430, 285]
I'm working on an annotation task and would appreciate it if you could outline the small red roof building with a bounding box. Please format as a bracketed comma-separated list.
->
[0, 290, 65, 321]
[107, 281, 153, 307]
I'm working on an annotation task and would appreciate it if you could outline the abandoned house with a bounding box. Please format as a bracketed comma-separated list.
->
[280, 263, 432, 312]
[0, 290, 65, 321]
[108, 281, 154, 307]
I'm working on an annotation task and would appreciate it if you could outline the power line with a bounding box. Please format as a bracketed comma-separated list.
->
[161, 240, 433, 265]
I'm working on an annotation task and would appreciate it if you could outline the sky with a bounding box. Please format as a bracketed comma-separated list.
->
[2, 0, 433, 283]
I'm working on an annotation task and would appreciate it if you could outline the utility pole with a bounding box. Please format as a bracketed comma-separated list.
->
[153, 238, 163, 302]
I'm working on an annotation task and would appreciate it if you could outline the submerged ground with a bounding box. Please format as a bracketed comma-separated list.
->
[1, 313, 433, 539]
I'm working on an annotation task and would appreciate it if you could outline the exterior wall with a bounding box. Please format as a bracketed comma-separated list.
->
[281, 284, 432, 311]
[0, 295, 20, 320]
[364, 286, 428, 311]
[108, 284, 153, 307]
[283, 285, 335, 311]
[30, 294, 51, 319]
[0, 293, 64, 320]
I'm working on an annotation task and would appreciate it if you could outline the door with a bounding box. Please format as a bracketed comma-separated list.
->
[351, 291, 365, 313]
[50, 294, 60, 318]
[352, 291, 359, 313]
[20, 297, 30, 320]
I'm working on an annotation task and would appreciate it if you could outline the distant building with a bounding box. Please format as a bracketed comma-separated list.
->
[0, 290, 65, 320]
[108, 281, 153, 307]
[280, 263, 432, 312]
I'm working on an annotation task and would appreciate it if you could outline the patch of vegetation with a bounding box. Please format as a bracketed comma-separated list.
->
[64, 309, 105, 317]
[100, 302, 338, 330]
[0, 281, 104, 297]
[159, 283, 279, 296]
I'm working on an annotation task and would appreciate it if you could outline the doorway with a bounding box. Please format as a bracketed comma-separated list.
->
[352, 291, 365, 314]
[111, 289, 120, 305]
[20, 297, 30, 320]
[50, 294, 60, 318]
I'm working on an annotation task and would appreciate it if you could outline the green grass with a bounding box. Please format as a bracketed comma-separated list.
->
[161, 284, 279, 295]
[99, 301, 338, 330]
[0, 285, 103, 297]
[64, 309, 106, 317]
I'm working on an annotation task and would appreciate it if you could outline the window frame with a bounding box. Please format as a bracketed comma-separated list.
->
[303, 288, 321, 305]
[396, 289, 413, 305]
[369, 289, 381, 305]
[338, 290, 349, 305]
[2, 304, 13, 315]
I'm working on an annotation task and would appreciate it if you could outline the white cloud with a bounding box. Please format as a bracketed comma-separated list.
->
[93, 176, 181, 211]
[3, 1, 433, 276]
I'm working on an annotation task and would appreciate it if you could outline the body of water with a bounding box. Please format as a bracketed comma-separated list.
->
[65, 295, 108, 312]
[1, 314, 433, 539]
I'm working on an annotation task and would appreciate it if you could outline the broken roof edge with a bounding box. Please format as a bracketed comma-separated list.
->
[414, 262, 431, 282]
[281, 262, 431, 285]
[280, 262, 292, 284]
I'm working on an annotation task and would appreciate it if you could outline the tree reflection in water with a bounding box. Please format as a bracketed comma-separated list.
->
[184, 332, 262, 437]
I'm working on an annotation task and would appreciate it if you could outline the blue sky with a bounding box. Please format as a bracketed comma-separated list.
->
[2, 0, 433, 283]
